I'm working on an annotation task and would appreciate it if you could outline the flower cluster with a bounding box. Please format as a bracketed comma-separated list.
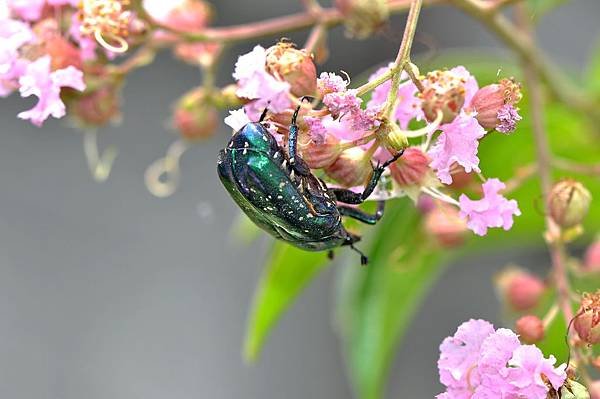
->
[224, 43, 524, 237]
[438, 319, 567, 398]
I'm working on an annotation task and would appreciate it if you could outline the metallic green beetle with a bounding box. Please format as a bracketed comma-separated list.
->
[217, 105, 402, 264]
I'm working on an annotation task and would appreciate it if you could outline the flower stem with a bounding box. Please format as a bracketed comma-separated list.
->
[382, 0, 423, 118]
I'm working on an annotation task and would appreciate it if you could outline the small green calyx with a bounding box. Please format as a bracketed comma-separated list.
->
[377, 119, 409, 152]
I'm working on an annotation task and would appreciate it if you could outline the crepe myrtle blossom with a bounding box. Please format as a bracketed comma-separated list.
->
[438, 319, 567, 399]
[0, 16, 33, 96]
[231, 45, 292, 121]
[459, 178, 521, 236]
[17, 55, 86, 126]
[367, 64, 422, 129]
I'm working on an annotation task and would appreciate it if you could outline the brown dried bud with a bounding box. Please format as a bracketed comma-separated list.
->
[424, 204, 468, 248]
[548, 180, 592, 229]
[470, 78, 522, 130]
[389, 147, 431, 187]
[584, 240, 600, 272]
[496, 267, 545, 311]
[515, 315, 544, 344]
[420, 70, 467, 124]
[573, 290, 600, 345]
[324, 147, 372, 187]
[334, 0, 389, 39]
[266, 41, 317, 97]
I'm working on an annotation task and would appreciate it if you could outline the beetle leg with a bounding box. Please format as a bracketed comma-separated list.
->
[287, 100, 312, 176]
[327, 250, 335, 261]
[338, 201, 385, 225]
[342, 231, 368, 265]
[331, 150, 404, 204]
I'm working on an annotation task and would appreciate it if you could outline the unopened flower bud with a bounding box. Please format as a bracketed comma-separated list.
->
[548, 180, 592, 229]
[334, 0, 389, 39]
[573, 290, 600, 345]
[448, 164, 474, 190]
[470, 78, 522, 132]
[266, 41, 317, 97]
[496, 267, 545, 311]
[71, 84, 121, 127]
[515, 315, 544, 344]
[299, 132, 343, 169]
[214, 84, 245, 109]
[378, 121, 408, 152]
[424, 204, 468, 248]
[416, 194, 436, 214]
[584, 240, 600, 272]
[173, 90, 218, 141]
[325, 147, 372, 187]
[156, 0, 213, 31]
[389, 147, 430, 187]
[44, 35, 83, 70]
[420, 70, 467, 124]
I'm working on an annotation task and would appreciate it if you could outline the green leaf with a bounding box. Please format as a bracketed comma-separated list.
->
[243, 242, 329, 362]
[335, 200, 445, 399]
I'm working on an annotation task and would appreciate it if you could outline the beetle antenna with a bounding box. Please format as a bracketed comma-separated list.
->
[259, 102, 271, 122]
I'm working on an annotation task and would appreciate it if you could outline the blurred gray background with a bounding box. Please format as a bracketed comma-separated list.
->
[0, 1, 598, 398]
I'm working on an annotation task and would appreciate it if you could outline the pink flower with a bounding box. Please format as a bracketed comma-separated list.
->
[496, 104, 522, 134]
[438, 320, 567, 399]
[458, 178, 521, 236]
[450, 65, 479, 105]
[438, 319, 495, 395]
[304, 115, 327, 144]
[505, 345, 566, 398]
[323, 88, 362, 118]
[317, 72, 347, 95]
[0, 17, 34, 95]
[7, 0, 45, 20]
[232, 45, 291, 119]
[367, 65, 422, 129]
[17, 55, 86, 126]
[428, 112, 486, 184]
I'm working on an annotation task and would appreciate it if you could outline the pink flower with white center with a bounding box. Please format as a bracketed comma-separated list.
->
[17, 55, 86, 126]
[317, 72, 347, 95]
[496, 104, 522, 134]
[7, 0, 45, 20]
[428, 112, 486, 184]
[438, 319, 495, 396]
[437, 320, 567, 399]
[458, 178, 521, 236]
[367, 65, 422, 129]
[232, 45, 291, 119]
